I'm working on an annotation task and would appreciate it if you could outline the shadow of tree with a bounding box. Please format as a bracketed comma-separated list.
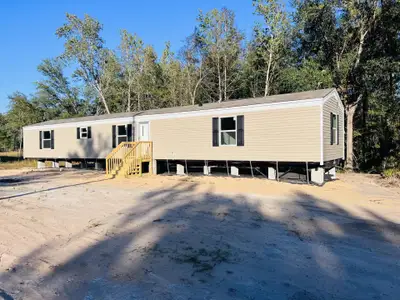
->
[0, 177, 110, 201]
[0, 181, 399, 299]
[67, 131, 111, 160]
[0, 288, 13, 300]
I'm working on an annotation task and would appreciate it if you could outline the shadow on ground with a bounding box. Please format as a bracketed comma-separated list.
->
[0, 170, 107, 201]
[0, 179, 399, 300]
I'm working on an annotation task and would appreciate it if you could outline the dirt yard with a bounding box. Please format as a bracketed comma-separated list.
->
[0, 169, 399, 300]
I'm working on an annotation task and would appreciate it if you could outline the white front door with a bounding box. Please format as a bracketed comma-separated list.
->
[138, 122, 149, 141]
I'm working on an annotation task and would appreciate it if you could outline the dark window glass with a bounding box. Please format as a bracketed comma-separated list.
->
[118, 125, 127, 136]
[221, 117, 236, 131]
[43, 140, 51, 149]
[43, 131, 51, 139]
[117, 136, 127, 144]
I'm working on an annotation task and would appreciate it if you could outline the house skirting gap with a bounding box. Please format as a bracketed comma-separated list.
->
[154, 159, 340, 185]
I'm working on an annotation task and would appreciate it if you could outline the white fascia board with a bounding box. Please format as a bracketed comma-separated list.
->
[24, 97, 324, 131]
[23, 116, 135, 131]
[320, 103, 324, 165]
[134, 98, 323, 122]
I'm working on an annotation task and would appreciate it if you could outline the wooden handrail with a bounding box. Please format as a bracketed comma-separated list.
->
[106, 141, 153, 177]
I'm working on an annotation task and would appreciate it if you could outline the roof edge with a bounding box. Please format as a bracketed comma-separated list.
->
[24, 96, 325, 130]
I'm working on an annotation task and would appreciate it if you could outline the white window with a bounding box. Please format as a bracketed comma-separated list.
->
[220, 116, 236, 146]
[42, 130, 51, 149]
[80, 127, 88, 139]
[117, 125, 127, 145]
[332, 114, 338, 144]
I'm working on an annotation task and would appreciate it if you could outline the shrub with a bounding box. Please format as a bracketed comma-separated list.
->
[383, 168, 400, 179]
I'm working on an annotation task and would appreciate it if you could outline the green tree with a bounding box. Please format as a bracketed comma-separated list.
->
[160, 41, 186, 107]
[36, 58, 90, 118]
[119, 30, 145, 111]
[6, 93, 41, 153]
[293, 0, 382, 170]
[277, 59, 333, 93]
[196, 8, 244, 102]
[241, 39, 267, 98]
[56, 13, 112, 114]
[181, 32, 209, 105]
[253, 0, 290, 96]
[0, 113, 12, 151]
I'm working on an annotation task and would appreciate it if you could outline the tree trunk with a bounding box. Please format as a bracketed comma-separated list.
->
[19, 127, 23, 158]
[345, 103, 358, 170]
[224, 55, 227, 101]
[127, 86, 131, 112]
[264, 51, 273, 97]
[96, 86, 111, 114]
[217, 56, 222, 103]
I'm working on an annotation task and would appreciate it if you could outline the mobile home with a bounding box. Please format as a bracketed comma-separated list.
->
[23, 88, 344, 184]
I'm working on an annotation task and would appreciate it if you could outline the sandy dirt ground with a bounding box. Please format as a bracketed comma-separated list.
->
[0, 169, 399, 300]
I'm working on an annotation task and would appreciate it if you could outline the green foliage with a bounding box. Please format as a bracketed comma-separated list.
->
[36, 58, 91, 118]
[383, 169, 400, 179]
[195, 8, 244, 102]
[4, 93, 42, 151]
[56, 13, 112, 114]
[277, 60, 333, 93]
[253, 0, 290, 96]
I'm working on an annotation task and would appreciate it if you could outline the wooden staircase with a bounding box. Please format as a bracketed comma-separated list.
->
[105, 141, 153, 178]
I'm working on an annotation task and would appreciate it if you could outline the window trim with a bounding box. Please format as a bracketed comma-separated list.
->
[116, 124, 128, 144]
[80, 127, 88, 139]
[331, 113, 338, 145]
[42, 130, 52, 149]
[219, 116, 237, 147]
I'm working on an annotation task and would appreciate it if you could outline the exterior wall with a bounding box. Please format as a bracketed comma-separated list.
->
[150, 106, 322, 162]
[24, 123, 119, 159]
[323, 96, 345, 161]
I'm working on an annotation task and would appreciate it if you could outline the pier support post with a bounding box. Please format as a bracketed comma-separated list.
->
[230, 166, 239, 176]
[311, 167, 324, 185]
[203, 166, 211, 175]
[37, 160, 45, 169]
[176, 163, 185, 175]
[268, 167, 276, 180]
[328, 167, 336, 180]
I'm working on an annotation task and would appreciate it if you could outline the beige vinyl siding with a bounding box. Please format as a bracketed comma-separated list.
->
[323, 96, 344, 161]
[23, 123, 118, 159]
[151, 106, 321, 162]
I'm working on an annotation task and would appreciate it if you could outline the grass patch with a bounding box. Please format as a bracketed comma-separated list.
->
[383, 168, 400, 179]
[381, 168, 400, 187]
[0, 151, 22, 157]
[0, 159, 36, 170]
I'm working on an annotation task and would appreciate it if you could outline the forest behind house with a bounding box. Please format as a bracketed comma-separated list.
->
[0, 0, 399, 173]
